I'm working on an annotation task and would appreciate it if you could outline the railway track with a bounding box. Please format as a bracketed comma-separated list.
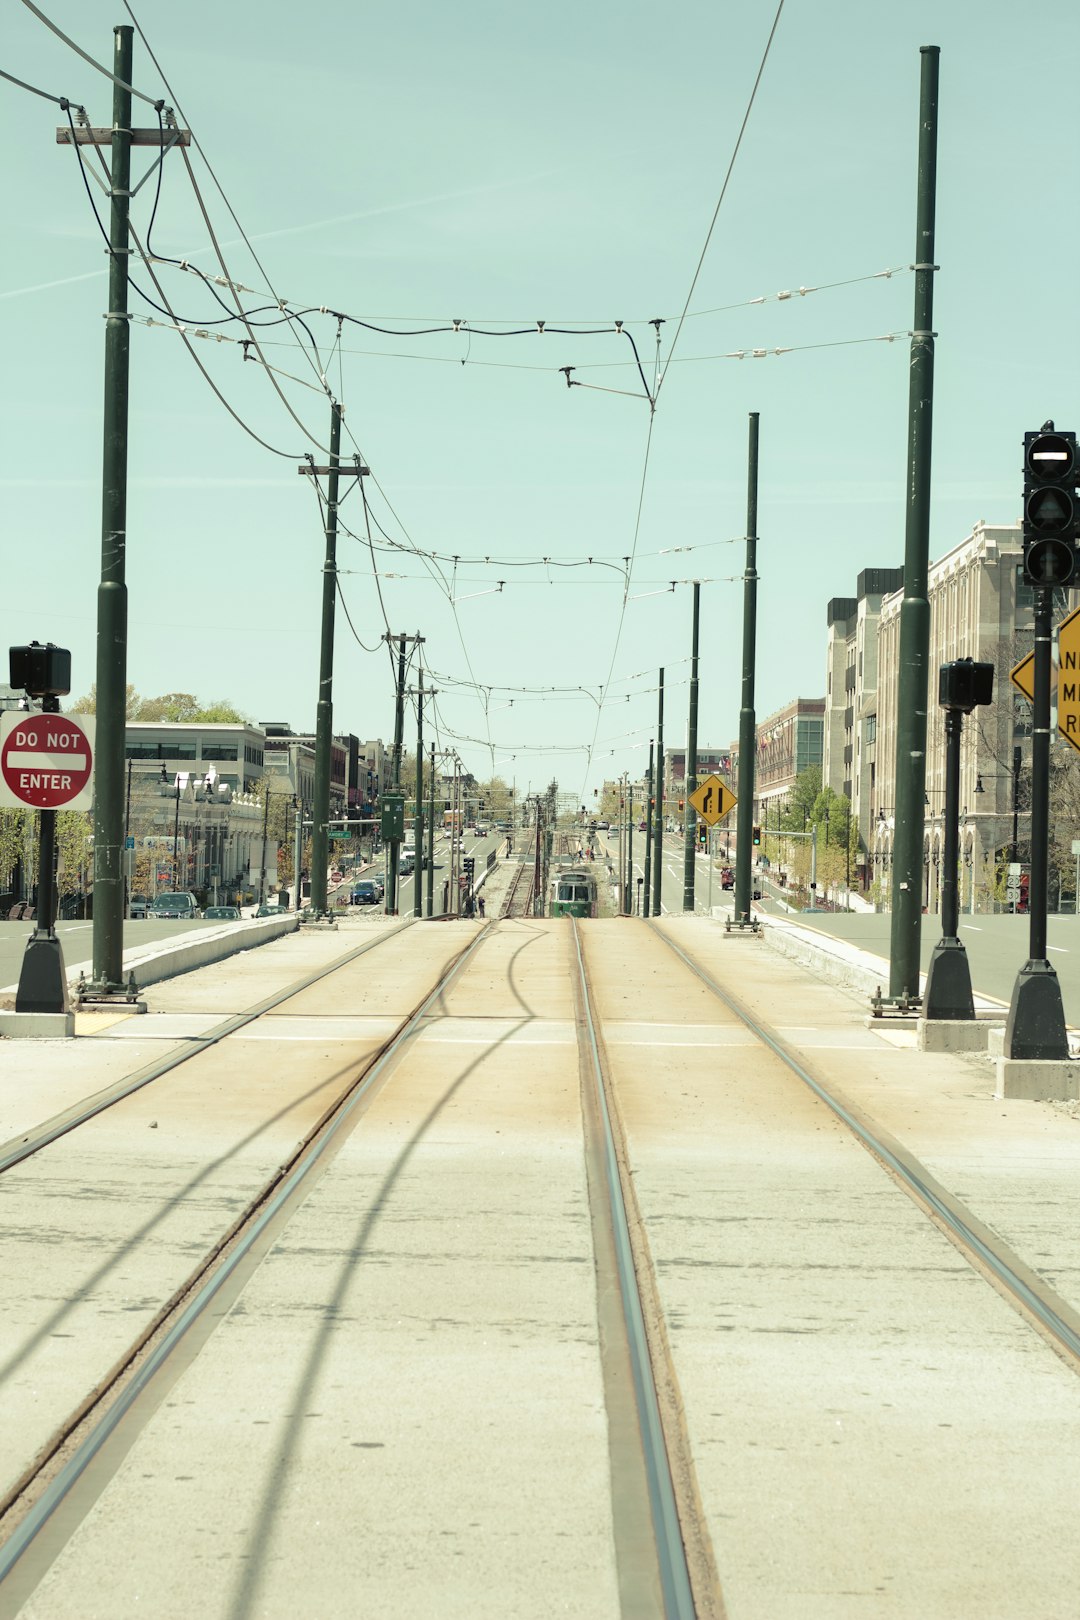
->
[500, 830, 537, 918]
[0, 918, 719, 1617]
[647, 918, 1080, 1370]
[0, 922, 482, 1575]
[5, 916, 1080, 1613]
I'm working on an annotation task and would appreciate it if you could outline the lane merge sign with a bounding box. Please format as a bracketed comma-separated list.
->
[1010, 604, 1080, 754]
[688, 773, 737, 827]
[0, 711, 95, 811]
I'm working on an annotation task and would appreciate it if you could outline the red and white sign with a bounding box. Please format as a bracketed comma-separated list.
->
[0, 711, 95, 811]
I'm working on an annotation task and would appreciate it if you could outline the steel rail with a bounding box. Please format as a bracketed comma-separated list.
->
[0, 920, 416, 1176]
[570, 919, 696, 1620]
[650, 921, 1080, 1366]
[0, 920, 493, 1591]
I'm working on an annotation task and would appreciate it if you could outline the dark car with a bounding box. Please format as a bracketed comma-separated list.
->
[352, 881, 379, 906]
[255, 903, 289, 918]
[205, 905, 242, 921]
[149, 891, 200, 920]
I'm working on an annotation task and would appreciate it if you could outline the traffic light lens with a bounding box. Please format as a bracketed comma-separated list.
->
[1027, 432, 1076, 476]
[1027, 487, 1075, 531]
[1026, 537, 1076, 585]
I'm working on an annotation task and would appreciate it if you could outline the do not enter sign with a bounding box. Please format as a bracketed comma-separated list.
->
[0, 711, 95, 811]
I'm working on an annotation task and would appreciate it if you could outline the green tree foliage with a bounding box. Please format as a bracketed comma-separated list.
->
[70, 687, 249, 724]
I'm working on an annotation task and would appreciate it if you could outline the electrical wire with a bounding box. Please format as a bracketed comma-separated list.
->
[0, 67, 84, 109]
[659, 0, 786, 393]
[19, 1, 164, 106]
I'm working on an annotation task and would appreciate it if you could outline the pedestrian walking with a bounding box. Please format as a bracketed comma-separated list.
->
[477, 895, 486, 918]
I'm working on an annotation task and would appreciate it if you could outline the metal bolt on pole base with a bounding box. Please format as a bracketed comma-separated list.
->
[15, 934, 70, 1015]
[869, 986, 920, 1017]
[1005, 959, 1070, 1060]
[922, 936, 975, 1022]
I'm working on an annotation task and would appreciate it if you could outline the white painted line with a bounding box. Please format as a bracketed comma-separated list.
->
[962, 925, 983, 932]
[1049, 945, 1068, 954]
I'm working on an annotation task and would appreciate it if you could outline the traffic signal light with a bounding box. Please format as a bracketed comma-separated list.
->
[752, 825, 761, 846]
[698, 823, 707, 846]
[1023, 423, 1078, 586]
[678, 799, 684, 811]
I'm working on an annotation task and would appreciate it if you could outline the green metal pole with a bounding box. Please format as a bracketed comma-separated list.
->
[387, 634, 406, 915]
[652, 669, 665, 917]
[310, 399, 342, 917]
[414, 673, 424, 919]
[90, 26, 134, 993]
[683, 583, 700, 911]
[642, 743, 654, 919]
[427, 744, 436, 917]
[734, 413, 759, 924]
[888, 45, 940, 1001]
[625, 775, 633, 914]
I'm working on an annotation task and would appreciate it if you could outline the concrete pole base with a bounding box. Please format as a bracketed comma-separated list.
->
[14, 933, 70, 1015]
[995, 1057, 1080, 1100]
[1005, 959, 1069, 1060]
[922, 936, 974, 1021]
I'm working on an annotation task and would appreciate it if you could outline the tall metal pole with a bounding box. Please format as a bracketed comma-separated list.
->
[888, 45, 940, 1001]
[386, 634, 407, 916]
[427, 744, 436, 917]
[652, 669, 665, 917]
[414, 671, 424, 919]
[310, 399, 342, 917]
[1006, 587, 1068, 1057]
[735, 412, 760, 925]
[683, 583, 700, 912]
[625, 774, 633, 915]
[642, 743, 654, 919]
[89, 26, 134, 993]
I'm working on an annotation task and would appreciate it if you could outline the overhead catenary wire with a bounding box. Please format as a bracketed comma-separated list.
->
[19, 0, 164, 106]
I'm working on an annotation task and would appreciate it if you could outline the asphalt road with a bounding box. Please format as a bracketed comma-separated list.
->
[0, 917, 222, 991]
[790, 908, 1080, 1023]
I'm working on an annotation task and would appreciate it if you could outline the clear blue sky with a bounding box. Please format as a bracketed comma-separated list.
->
[4, 1, 1078, 801]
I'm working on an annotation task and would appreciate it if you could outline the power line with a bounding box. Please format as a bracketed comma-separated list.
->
[658, 0, 787, 393]
[19, 0, 164, 107]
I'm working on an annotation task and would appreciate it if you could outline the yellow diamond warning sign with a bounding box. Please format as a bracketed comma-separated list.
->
[1058, 606, 1080, 753]
[688, 774, 737, 826]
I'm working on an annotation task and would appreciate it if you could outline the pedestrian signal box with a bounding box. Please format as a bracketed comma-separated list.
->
[380, 794, 405, 840]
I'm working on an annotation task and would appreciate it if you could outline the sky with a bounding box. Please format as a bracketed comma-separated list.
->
[4, 0, 1079, 804]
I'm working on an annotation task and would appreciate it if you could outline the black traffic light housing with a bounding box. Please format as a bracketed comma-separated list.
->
[938, 658, 994, 714]
[9, 641, 71, 700]
[1023, 422, 1079, 587]
[752, 824, 761, 846]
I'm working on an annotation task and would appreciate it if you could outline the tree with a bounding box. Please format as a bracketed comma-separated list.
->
[69, 687, 249, 724]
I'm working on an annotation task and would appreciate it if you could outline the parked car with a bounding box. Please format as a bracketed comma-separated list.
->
[149, 891, 200, 920]
[352, 881, 380, 906]
[204, 905, 241, 921]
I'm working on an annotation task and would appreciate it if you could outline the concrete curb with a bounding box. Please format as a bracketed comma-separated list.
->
[0, 914, 299, 1005]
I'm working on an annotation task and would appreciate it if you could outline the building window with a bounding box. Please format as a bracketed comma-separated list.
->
[865, 714, 877, 744]
[201, 744, 238, 761]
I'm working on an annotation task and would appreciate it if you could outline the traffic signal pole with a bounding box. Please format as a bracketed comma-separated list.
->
[683, 583, 700, 912]
[734, 413, 759, 927]
[1006, 560, 1070, 1056]
[887, 44, 940, 1005]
